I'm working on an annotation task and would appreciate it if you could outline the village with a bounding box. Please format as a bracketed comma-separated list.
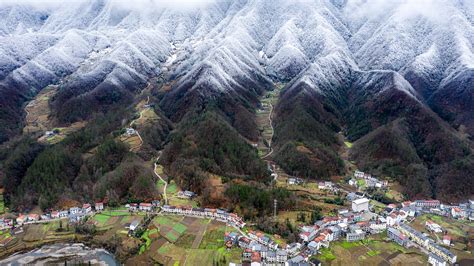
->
[0, 169, 471, 266]
[5, 87, 473, 265]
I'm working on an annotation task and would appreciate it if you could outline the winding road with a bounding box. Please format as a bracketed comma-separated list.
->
[261, 102, 274, 159]
[153, 152, 168, 205]
[128, 96, 150, 151]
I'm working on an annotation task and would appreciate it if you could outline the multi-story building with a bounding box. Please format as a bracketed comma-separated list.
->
[388, 227, 408, 247]
[352, 198, 369, 213]
[346, 229, 365, 242]
[415, 200, 440, 209]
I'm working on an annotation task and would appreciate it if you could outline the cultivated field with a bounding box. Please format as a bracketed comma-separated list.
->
[138, 215, 240, 265]
[316, 236, 426, 265]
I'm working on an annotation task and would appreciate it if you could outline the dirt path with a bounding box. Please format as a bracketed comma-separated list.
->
[153, 152, 168, 205]
[128, 96, 150, 151]
[262, 102, 274, 159]
[191, 220, 209, 249]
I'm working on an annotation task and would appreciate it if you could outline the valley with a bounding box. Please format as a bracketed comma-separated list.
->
[0, 0, 473, 265]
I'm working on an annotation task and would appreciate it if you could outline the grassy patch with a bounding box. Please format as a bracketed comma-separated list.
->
[167, 181, 178, 194]
[199, 228, 226, 249]
[174, 234, 196, 249]
[155, 165, 164, 175]
[0, 194, 5, 214]
[367, 250, 381, 257]
[165, 231, 180, 242]
[168, 197, 198, 207]
[318, 247, 336, 261]
[92, 214, 110, 226]
[344, 141, 353, 148]
[173, 223, 187, 234]
[154, 216, 176, 227]
[338, 241, 361, 249]
[158, 243, 171, 254]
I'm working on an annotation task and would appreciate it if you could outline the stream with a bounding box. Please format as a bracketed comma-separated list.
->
[0, 243, 119, 265]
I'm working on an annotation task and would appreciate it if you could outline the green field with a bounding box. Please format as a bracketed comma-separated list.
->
[139, 230, 153, 254]
[154, 216, 177, 227]
[92, 214, 110, 226]
[339, 241, 361, 249]
[0, 194, 4, 214]
[199, 227, 227, 249]
[318, 247, 336, 261]
[104, 210, 130, 216]
[167, 181, 178, 194]
[166, 231, 180, 242]
[173, 223, 187, 234]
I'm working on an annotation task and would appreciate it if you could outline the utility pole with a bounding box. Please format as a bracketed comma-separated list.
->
[273, 199, 277, 221]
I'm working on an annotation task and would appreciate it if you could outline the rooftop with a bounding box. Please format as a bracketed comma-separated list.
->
[353, 198, 369, 204]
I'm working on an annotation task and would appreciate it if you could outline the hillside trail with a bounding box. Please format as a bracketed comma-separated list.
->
[153, 151, 168, 205]
[127, 95, 149, 152]
[261, 100, 275, 159]
[256, 83, 290, 184]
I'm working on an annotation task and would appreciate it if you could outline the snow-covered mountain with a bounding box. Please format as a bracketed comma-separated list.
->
[0, 0, 473, 202]
[0, 0, 472, 136]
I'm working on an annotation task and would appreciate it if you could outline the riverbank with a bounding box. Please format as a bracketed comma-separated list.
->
[0, 242, 118, 265]
[0, 219, 141, 264]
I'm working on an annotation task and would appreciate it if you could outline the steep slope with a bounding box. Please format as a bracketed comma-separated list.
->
[347, 71, 473, 201]
[0, 0, 472, 204]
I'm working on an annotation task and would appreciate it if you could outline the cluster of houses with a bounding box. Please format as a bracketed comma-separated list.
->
[11, 202, 105, 226]
[125, 201, 160, 212]
[396, 223, 457, 265]
[176, 190, 196, 199]
[225, 230, 325, 265]
[349, 170, 388, 189]
[161, 205, 245, 228]
[1, 199, 165, 230]
[297, 205, 386, 255]
[317, 181, 339, 193]
[225, 231, 288, 265]
[375, 199, 474, 266]
[287, 177, 304, 186]
[389, 199, 474, 221]
[286, 195, 471, 265]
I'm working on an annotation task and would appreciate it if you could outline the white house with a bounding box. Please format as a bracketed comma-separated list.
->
[428, 253, 447, 266]
[16, 215, 27, 224]
[28, 214, 39, 221]
[69, 207, 81, 215]
[426, 220, 443, 233]
[348, 179, 357, 186]
[129, 220, 140, 231]
[82, 204, 92, 213]
[352, 198, 369, 213]
[95, 202, 104, 211]
[451, 207, 465, 219]
[125, 127, 136, 136]
[442, 235, 451, 246]
[354, 170, 364, 178]
[386, 213, 400, 226]
[139, 203, 153, 212]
